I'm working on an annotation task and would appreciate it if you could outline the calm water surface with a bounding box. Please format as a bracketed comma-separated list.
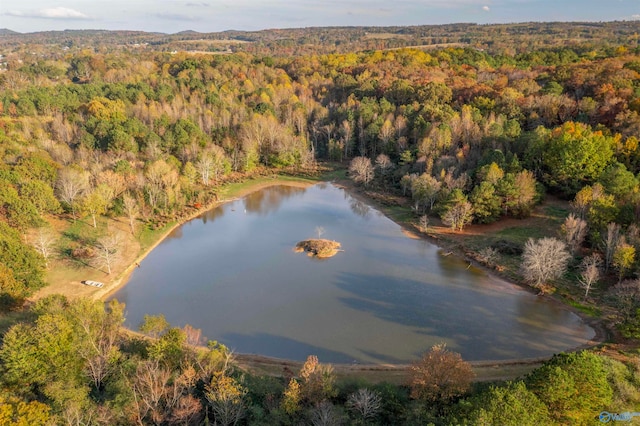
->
[111, 183, 594, 363]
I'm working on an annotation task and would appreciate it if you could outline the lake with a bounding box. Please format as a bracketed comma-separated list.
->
[110, 183, 595, 364]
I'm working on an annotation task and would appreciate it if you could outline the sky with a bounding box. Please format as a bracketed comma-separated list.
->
[1, 0, 639, 34]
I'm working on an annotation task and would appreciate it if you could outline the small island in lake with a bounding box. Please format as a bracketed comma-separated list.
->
[295, 239, 342, 258]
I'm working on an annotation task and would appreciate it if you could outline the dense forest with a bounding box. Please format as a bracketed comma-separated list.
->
[1, 22, 640, 424]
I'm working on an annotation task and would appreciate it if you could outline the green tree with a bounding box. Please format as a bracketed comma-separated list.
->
[148, 327, 187, 369]
[539, 122, 615, 195]
[19, 179, 61, 215]
[613, 243, 636, 282]
[411, 173, 441, 212]
[466, 381, 551, 426]
[79, 189, 108, 228]
[0, 222, 46, 304]
[587, 194, 619, 240]
[527, 351, 613, 425]
[14, 153, 59, 187]
[598, 162, 638, 201]
[0, 180, 43, 231]
[0, 395, 51, 426]
[470, 182, 501, 223]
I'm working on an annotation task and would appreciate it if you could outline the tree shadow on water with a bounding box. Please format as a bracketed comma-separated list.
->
[334, 272, 463, 329]
[332, 272, 574, 361]
[220, 332, 354, 364]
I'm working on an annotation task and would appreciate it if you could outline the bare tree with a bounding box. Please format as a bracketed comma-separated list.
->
[349, 157, 374, 187]
[562, 213, 588, 254]
[607, 279, 640, 322]
[578, 254, 602, 299]
[521, 237, 571, 289]
[72, 299, 124, 391]
[375, 153, 393, 178]
[195, 154, 214, 186]
[442, 199, 473, 232]
[603, 223, 621, 272]
[122, 192, 139, 235]
[144, 159, 179, 212]
[94, 233, 121, 275]
[309, 401, 342, 426]
[129, 360, 202, 426]
[130, 360, 172, 425]
[32, 228, 56, 268]
[408, 343, 474, 403]
[477, 246, 499, 268]
[56, 167, 90, 220]
[419, 215, 429, 233]
[315, 226, 325, 239]
[347, 388, 381, 421]
[340, 119, 353, 159]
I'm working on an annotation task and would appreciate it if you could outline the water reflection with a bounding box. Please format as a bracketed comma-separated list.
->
[200, 204, 225, 223]
[244, 185, 306, 215]
[111, 183, 595, 364]
[344, 192, 372, 219]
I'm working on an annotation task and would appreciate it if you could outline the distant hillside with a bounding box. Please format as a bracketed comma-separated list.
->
[0, 21, 638, 55]
[0, 28, 20, 36]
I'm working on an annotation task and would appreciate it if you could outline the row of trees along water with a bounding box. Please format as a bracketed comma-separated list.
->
[1, 32, 640, 423]
[1, 295, 638, 425]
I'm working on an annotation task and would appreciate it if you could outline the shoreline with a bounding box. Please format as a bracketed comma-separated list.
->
[331, 179, 609, 351]
[87, 175, 605, 375]
[96, 177, 316, 301]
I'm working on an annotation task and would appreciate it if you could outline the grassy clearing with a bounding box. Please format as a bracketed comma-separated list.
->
[138, 221, 176, 252]
[494, 226, 549, 244]
[383, 205, 415, 223]
[565, 299, 603, 317]
[218, 174, 316, 199]
[34, 171, 326, 303]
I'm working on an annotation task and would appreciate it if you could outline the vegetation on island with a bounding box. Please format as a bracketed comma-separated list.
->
[1, 21, 640, 424]
[295, 239, 342, 258]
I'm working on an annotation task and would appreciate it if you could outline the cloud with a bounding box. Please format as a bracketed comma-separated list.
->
[154, 12, 202, 21]
[186, 2, 211, 6]
[482, 5, 490, 11]
[632, 14, 640, 20]
[6, 7, 90, 20]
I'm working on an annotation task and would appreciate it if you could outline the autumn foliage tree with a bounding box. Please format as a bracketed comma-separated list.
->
[408, 344, 474, 404]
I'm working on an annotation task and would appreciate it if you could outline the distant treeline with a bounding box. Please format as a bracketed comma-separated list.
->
[1, 21, 640, 55]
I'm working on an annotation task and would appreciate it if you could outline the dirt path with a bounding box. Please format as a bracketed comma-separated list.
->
[235, 353, 547, 384]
